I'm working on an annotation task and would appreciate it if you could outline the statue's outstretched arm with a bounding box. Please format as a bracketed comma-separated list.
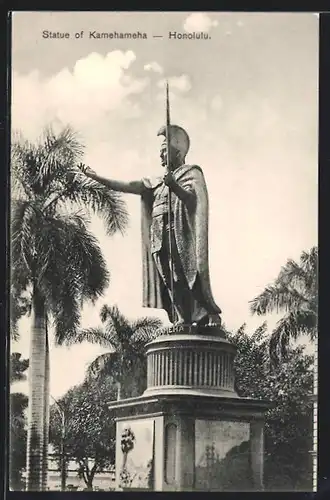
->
[90, 175, 145, 195]
[79, 164, 145, 195]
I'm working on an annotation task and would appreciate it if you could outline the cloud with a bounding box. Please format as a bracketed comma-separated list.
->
[144, 61, 163, 74]
[12, 50, 148, 139]
[157, 74, 192, 93]
[183, 13, 218, 33]
[210, 94, 223, 112]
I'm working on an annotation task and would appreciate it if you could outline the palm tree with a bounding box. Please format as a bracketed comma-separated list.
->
[249, 246, 317, 363]
[11, 125, 128, 491]
[249, 246, 318, 490]
[64, 304, 162, 400]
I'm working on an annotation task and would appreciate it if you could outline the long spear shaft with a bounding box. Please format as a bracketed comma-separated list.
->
[165, 81, 175, 323]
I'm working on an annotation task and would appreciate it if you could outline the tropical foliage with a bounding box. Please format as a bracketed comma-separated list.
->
[49, 379, 117, 490]
[9, 353, 29, 490]
[64, 304, 162, 400]
[10, 352, 29, 383]
[11, 126, 128, 490]
[249, 246, 318, 363]
[227, 323, 313, 491]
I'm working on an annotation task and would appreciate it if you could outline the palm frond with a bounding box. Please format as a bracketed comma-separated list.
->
[10, 392, 29, 419]
[35, 211, 110, 311]
[11, 199, 38, 275]
[99, 306, 160, 355]
[102, 306, 137, 351]
[276, 259, 310, 290]
[250, 246, 318, 364]
[62, 327, 111, 348]
[67, 220, 110, 301]
[30, 214, 81, 304]
[38, 127, 84, 197]
[10, 286, 32, 339]
[100, 305, 130, 330]
[41, 125, 84, 168]
[10, 221, 32, 332]
[11, 138, 40, 199]
[51, 280, 82, 344]
[85, 352, 117, 381]
[12, 126, 85, 201]
[269, 309, 317, 365]
[300, 246, 318, 270]
[100, 304, 114, 323]
[10, 353, 29, 383]
[300, 247, 318, 292]
[11, 174, 28, 202]
[64, 175, 129, 236]
[47, 246, 87, 344]
[131, 317, 163, 347]
[75, 306, 162, 395]
[250, 321, 268, 343]
[249, 284, 310, 316]
[131, 317, 163, 331]
[275, 250, 318, 297]
[269, 327, 291, 366]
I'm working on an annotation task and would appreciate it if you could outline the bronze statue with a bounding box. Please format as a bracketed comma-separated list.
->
[80, 123, 221, 327]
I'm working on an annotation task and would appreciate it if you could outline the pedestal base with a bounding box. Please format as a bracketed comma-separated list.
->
[108, 331, 270, 491]
[109, 393, 269, 491]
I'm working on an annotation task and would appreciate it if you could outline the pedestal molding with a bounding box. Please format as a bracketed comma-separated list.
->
[145, 333, 238, 397]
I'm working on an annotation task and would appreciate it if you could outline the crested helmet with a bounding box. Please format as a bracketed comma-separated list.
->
[157, 124, 190, 161]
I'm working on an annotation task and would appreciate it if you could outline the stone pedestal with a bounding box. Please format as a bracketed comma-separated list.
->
[144, 333, 238, 397]
[108, 330, 270, 492]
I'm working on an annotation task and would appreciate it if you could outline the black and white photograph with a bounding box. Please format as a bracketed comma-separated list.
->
[9, 11, 318, 492]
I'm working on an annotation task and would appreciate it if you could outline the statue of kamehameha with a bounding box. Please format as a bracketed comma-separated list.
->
[80, 83, 222, 327]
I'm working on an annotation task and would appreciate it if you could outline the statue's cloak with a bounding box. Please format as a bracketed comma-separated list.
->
[141, 164, 221, 315]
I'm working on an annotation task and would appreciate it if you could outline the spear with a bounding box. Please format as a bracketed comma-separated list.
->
[165, 81, 175, 323]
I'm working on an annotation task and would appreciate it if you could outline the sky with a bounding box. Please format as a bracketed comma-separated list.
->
[10, 12, 319, 399]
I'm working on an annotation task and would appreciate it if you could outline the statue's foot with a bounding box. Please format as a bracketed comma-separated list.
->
[173, 318, 185, 326]
[196, 315, 209, 327]
[208, 314, 222, 327]
[192, 314, 222, 329]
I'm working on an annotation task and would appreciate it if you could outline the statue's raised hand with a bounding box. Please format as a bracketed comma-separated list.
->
[163, 171, 176, 187]
[77, 163, 97, 178]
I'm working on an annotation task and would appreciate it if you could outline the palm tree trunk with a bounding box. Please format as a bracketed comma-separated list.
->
[26, 290, 47, 491]
[41, 322, 50, 490]
[117, 381, 122, 401]
[117, 362, 123, 401]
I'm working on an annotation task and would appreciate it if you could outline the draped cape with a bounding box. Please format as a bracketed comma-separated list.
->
[141, 164, 221, 315]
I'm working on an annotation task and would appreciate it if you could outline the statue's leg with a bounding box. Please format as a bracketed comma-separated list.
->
[172, 278, 191, 324]
[169, 249, 210, 325]
[152, 249, 185, 324]
[190, 275, 212, 325]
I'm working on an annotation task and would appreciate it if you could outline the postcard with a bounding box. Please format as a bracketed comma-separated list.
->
[9, 11, 318, 492]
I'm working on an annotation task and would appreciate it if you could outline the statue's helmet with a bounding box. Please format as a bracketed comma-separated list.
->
[157, 125, 190, 160]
